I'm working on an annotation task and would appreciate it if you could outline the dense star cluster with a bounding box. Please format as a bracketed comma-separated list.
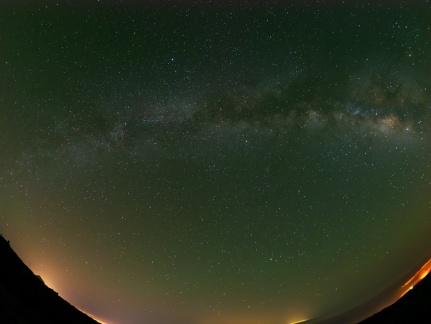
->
[1, 2, 431, 324]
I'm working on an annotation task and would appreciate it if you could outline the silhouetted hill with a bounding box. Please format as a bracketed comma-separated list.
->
[359, 270, 431, 324]
[0, 235, 99, 324]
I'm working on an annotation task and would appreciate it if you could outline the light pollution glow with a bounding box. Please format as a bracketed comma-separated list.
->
[400, 258, 431, 298]
[2, 3, 431, 324]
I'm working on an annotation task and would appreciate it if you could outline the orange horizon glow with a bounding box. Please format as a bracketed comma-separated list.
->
[399, 258, 431, 298]
[78, 308, 112, 324]
[24, 265, 112, 324]
[196, 310, 311, 324]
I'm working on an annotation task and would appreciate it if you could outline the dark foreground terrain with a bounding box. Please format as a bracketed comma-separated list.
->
[2, 232, 430, 324]
[359, 269, 431, 324]
[0, 235, 99, 324]
[299, 258, 431, 324]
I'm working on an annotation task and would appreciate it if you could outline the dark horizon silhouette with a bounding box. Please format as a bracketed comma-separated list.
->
[2, 3, 431, 322]
[298, 254, 431, 324]
[358, 259, 431, 324]
[0, 235, 99, 324]
[2, 233, 431, 324]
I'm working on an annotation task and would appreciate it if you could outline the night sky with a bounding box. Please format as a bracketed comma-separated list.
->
[1, 1, 431, 324]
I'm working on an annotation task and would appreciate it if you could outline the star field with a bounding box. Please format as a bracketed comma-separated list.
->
[1, 2, 431, 324]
